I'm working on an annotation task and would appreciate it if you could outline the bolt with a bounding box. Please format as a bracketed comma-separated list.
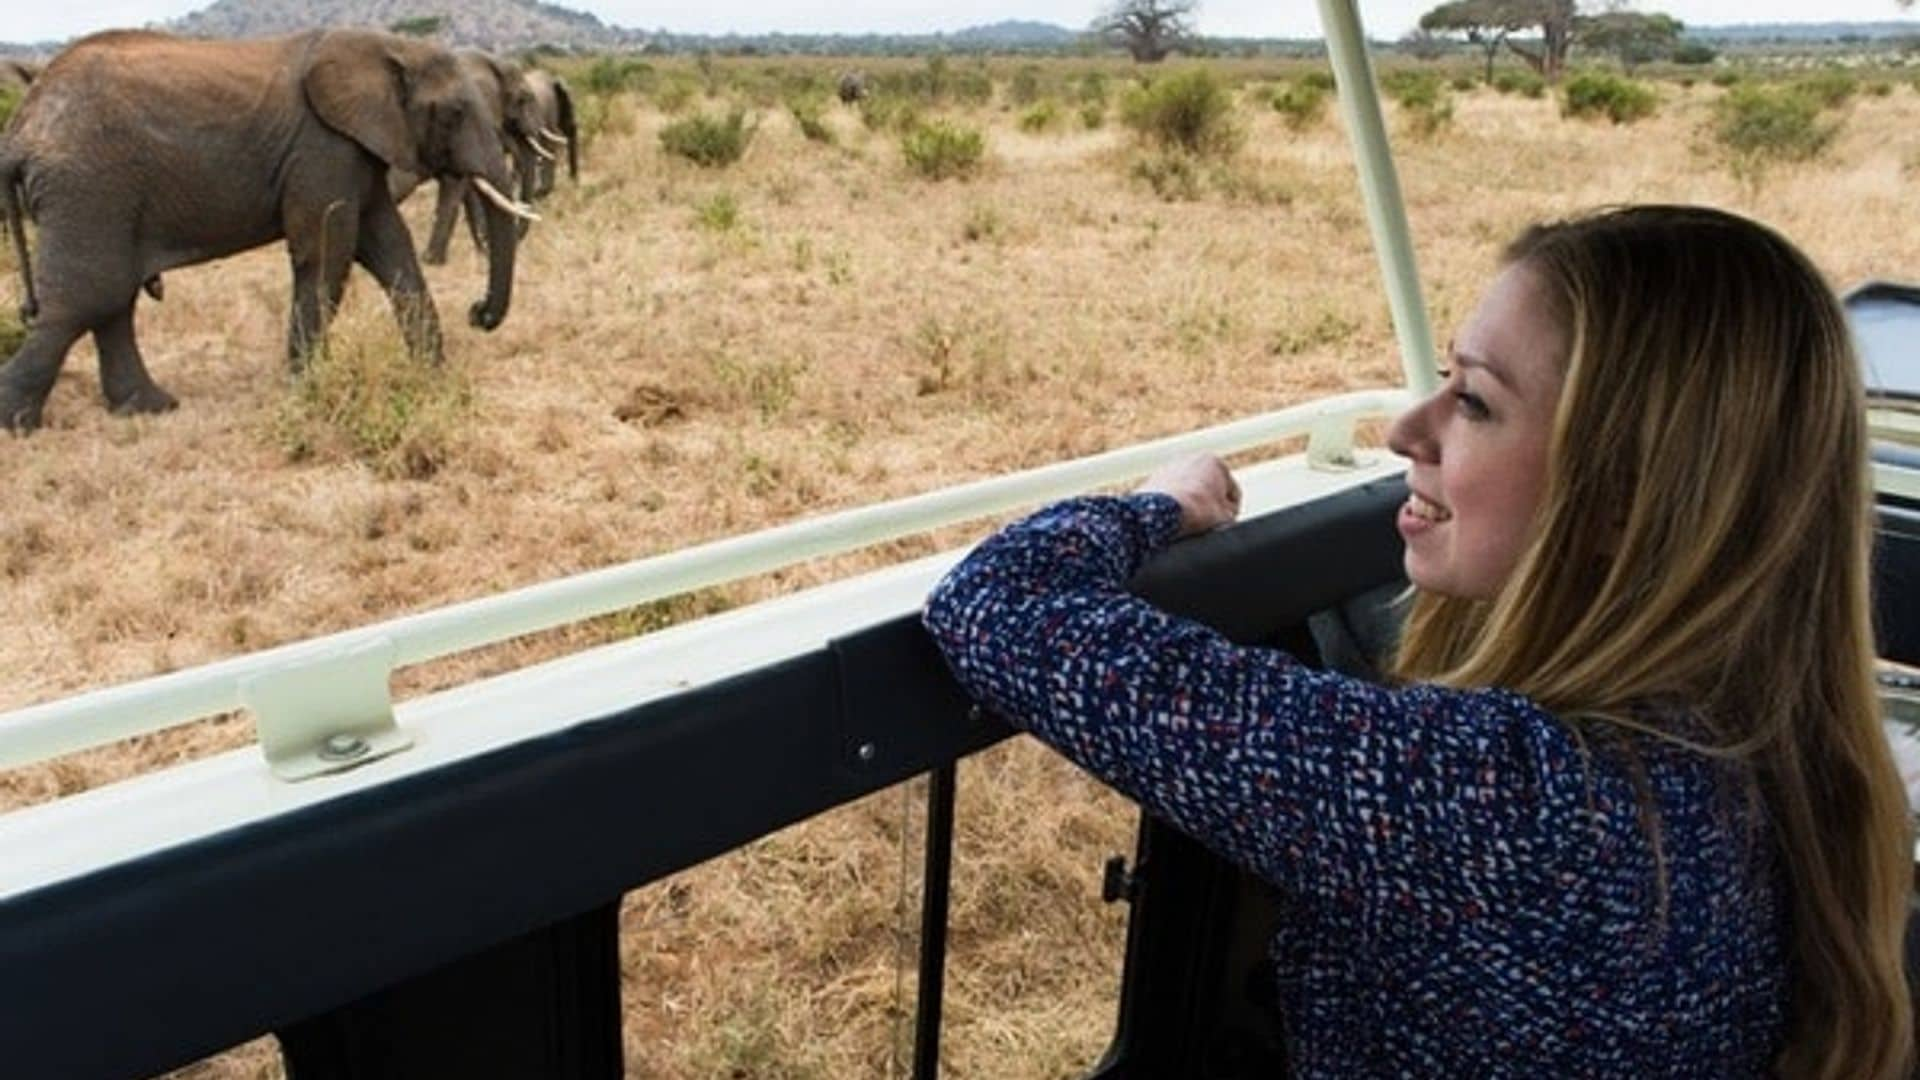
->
[856, 741, 877, 763]
[318, 732, 371, 762]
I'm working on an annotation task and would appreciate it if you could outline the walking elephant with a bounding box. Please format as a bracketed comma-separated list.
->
[0, 29, 536, 432]
[523, 68, 577, 198]
[390, 50, 553, 266]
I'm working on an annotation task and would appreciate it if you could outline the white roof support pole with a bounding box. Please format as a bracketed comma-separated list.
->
[1318, 0, 1440, 397]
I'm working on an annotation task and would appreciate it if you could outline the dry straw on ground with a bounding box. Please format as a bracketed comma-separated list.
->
[3, 55, 1917, 1079]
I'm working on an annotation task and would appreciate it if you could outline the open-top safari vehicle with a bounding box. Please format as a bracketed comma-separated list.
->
[6, 4, 1920, 1077]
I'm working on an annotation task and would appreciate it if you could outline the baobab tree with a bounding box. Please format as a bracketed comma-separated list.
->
[1093, 0, 1198, 63]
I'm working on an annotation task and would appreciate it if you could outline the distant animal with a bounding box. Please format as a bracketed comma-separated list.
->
[0, 28, 534, 432]
[523, 68, 577, 198]
[837, 70, 869, 105]
[388, 49, 551, 266]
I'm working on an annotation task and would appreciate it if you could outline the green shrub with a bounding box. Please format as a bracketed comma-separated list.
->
[1301, 70, 1336, 92]
[1120, 68, 1242, 157]
[1018, 100, 1062, 133]
[1673, 42, 1718, 65]
[694, 191, 741, 232]
[1560, 72, 1657, 124]
[1710, 70, 1742, 88]
[1492, 70, 1546, 98]
[0, 86, 19, 132]
[951, 69, 994, 107]
[1450, 74, 1477, 92]
[859, 94, 920, 133]
[1075, 71, 1109, 107]
[1383, 72, 1453, 137]
[1269, 79, 1328, 130]
[581, 57, 655, 96]
[1714, 84, 1838, 167]
[900, 120, 985, 180]
[787, 94, 834, 143]
[1081, 103, 1106, 129]
[0, 304, 24, 357]
[659, 110, 758, 167]
[572, 91, 636, 147]
[1865, 80, 1896, 98]
[1797, 69, 1857, 109]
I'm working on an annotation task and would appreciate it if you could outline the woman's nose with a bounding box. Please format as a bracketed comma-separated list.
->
[1386, 395, 1439, 463]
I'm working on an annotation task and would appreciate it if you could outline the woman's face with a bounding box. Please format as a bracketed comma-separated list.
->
[1386, 263, 1568, 600]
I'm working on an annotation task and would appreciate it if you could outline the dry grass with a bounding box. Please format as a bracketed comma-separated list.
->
[3, 56, 1917, 1078]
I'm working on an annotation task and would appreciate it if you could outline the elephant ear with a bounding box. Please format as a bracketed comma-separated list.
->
[303, 32, 425, 177]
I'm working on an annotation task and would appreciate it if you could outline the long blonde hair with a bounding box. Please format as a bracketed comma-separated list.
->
[1393, 205, 1911, 1078]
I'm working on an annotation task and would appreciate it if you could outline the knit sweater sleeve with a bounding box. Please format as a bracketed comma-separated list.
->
[922, 493, 1583, 931]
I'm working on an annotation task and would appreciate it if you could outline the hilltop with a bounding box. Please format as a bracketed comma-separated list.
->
[167, 0, 641, 51]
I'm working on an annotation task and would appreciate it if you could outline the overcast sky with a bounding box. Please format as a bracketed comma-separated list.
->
[9, 1, 1919, 44]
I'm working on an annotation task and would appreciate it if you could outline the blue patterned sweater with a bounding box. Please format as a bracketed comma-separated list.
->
[922, 494, 1787, 1077]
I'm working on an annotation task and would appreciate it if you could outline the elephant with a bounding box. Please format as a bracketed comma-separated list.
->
[388, 49, 553, 266]
[837, 71, 869, 105]
[522, 68, 577, 199]
[0, 28, 536, 432]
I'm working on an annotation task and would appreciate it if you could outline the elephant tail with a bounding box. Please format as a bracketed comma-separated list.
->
[0, 149, 36, 323]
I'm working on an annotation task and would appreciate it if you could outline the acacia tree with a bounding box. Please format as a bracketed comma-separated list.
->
[1577, 10, 1684, 71]
[1504, 0, 1577, 82]
[1419, 0, 1534, 82]
[1093, 0, 1198, 63]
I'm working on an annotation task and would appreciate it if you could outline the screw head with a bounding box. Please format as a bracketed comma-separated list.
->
[318, 733, 371, 762]
[856, 741, 877, 763]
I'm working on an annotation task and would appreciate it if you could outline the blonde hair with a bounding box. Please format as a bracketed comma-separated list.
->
[1393, 205, 1912, 1077]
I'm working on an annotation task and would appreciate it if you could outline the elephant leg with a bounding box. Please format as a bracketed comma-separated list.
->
[421, 179, 464, 267]
[356, 196, 444, 366]
[0, 315, 89, 432]
[94, 303, 177, 415]
[284, 205, 358, 373]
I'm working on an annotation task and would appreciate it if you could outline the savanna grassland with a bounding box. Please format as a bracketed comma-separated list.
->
[4, 50, 1920, 1079]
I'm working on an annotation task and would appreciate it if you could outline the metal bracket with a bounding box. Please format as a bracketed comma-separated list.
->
[239, 637, 412, 782]
[1307, 416, 1362, 471]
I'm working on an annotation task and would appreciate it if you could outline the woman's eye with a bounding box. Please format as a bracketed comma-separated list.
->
[1454, 391, 1491, 420]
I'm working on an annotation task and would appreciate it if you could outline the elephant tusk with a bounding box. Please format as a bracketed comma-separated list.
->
[539, 127, 570, 147]
[527, 140, 556, 163]
[473, 176, 541, 223]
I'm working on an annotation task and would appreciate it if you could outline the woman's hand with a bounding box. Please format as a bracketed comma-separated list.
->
[1137, 454, 1241, 538]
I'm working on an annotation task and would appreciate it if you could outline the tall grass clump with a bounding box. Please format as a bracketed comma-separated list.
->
[787, 94, 834, 143]
[1560, 72, 1658, 123]
[1119, 68, 1242, 157]
[1797, 68, 1858, 109]
[1018, 100, 1063, 133]
[1269, 79, 1328, 130]
[1713, 84, 1839, 177]
[0, 86, 21, 131]
[272, 310, 472, 480]
[660, 109, 758, 167]
[901, 120, 985, 180]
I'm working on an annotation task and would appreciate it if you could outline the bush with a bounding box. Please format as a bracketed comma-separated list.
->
[900, 120, 985, 180]
[1492, 70, 1546, 98]
[1301, 70, 1336, 92]
[694, 191, 741, 232]
[0, 86, 19, 132]
[1383, 72, 1453, 137]
[1269, 79, 1328, 130]
[1009, 65, 1044, 106]
[1075, 71, 1109, 107]
[1673, 42, 1718, 65]
[1120, 68, 1242, 157]
[581, 56, 655, 97]
[653, 77, 698, 114]
[1560, 72, 1657, 124]
[1797, 69, 1857, 109]
[951, 69, 995, 107]
[1714, 84, 1838, 168]
[859, 94, 920, 134]
[1081, 103, 1106, 129]
[659, 110, 758, 168]
[1710, 70, 1742, 88]
[1018, 100, 1062, 133]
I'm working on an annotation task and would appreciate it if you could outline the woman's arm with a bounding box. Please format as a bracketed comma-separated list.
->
[923, 494, 1583, 931]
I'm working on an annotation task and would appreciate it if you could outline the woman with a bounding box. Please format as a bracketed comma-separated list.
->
[923, 205, 1912, 1077]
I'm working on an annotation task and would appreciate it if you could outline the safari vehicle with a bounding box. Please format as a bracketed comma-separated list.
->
[5, 4, 1920, 1078]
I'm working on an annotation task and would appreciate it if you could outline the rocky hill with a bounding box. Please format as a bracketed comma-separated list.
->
[166, 0, 642, 51]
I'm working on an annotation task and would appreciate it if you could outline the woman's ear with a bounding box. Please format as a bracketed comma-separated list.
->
[303, 31, 425, 177]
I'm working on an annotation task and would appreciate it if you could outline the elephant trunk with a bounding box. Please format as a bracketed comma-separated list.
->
[470, 176, 517, 332]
